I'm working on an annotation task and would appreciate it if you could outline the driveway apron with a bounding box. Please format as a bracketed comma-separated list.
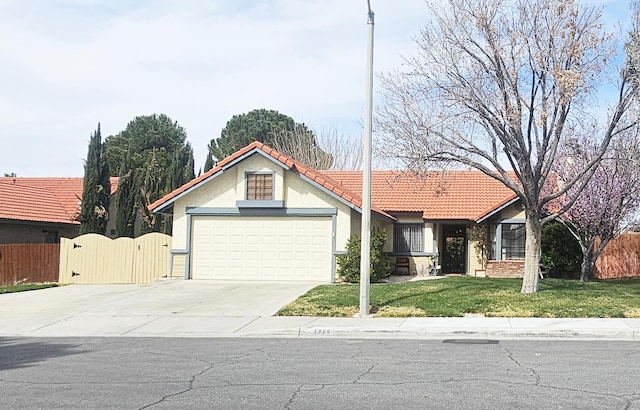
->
[0, 280, 320, 337]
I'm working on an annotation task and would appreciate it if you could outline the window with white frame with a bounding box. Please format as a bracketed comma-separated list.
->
[393, 224, 424, 253]
[246, 173, 273, 200]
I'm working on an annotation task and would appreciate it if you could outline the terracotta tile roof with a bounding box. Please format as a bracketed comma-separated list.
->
[149, 142, 395, 220]
[322, 170, 518, 221]
[0, 182, 74, 224]
[149, 142, 517, 222]
[0, 177, 118, 225]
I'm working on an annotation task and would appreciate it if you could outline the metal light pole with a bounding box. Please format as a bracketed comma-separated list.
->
[359, 0, 374, 317]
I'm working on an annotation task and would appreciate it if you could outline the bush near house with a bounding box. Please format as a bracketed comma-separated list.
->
[541, 222, 581, 279]
[337, 227, 388, 283]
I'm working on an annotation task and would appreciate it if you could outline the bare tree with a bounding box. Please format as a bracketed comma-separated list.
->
[376, 0, 640, 293]
[271, 126, 364, 170]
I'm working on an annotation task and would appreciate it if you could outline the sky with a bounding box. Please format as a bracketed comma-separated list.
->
[0, 0, 631, 177]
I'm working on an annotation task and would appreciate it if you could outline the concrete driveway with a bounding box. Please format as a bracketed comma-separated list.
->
[0, 280, 321, 337]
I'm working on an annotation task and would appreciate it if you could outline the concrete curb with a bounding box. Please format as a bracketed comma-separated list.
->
[295, 326, 638, 340]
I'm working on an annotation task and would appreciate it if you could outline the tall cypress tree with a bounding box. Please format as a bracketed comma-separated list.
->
[114, 150, 137, 238]
[203, 140, 215, 172]
[79, 124, 111, 235]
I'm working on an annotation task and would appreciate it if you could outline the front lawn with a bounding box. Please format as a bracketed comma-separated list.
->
[0, 283, 59, 294]
[276, 277, 640, 318]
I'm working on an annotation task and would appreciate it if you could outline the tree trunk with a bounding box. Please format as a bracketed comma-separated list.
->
[580, 246, 595, 283]
[521, 211, 542, 294]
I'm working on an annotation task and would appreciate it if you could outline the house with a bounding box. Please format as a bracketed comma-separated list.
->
[150, 142, 527, 282]
[0, 177, 118, 244]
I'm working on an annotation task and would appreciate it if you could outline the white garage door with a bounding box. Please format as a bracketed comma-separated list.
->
[191, 216, 332, 281]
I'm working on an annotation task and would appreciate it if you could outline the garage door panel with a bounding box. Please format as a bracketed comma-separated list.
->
[213, 220, 228, 229]
[261, 250, 275, 260]
[191, 216, 331, 281]
[278, 251, 293, 261]
[213, 236, 228, 245]
[229, 250, 243, 260]
[266, 235, 280, 245]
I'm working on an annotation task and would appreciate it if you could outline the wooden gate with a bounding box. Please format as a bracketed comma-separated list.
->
[0, 243, 60, 286]
[58, 233, 171, 284]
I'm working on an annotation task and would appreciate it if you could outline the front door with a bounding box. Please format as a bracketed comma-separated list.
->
[442, 225, 467, 274]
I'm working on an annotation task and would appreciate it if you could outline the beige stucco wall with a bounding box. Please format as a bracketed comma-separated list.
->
[377, 220, 394, 253]
[349, 212, 394, 253]
[501, 202, 525, 220]
[468, 237, 484, 276]
[284, 168, 353, 252]
[424, 223, 435, 254]
[170, 253, 186, 279]
[170, 153, 356, 253]
[172, 167, 239, 249]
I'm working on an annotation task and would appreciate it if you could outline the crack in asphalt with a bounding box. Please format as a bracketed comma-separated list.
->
[349, 348, 364, 360]
[134, 348, 287, 409]
[531, 384, 633, 409]
[284, 384, 328, 409]
[503, 347, 540, 385]
[284, 384, 302, 410]
[137, 360, 217, 410]
[501, 348, 632, 408]
[353, 362, 378, 384]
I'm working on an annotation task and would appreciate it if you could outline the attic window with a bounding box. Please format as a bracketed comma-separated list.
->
[246, 173, 273, 201]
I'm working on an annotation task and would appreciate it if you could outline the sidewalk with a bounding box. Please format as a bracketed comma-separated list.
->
[1, 282, 639, 340]
[2, 314, 640, 340]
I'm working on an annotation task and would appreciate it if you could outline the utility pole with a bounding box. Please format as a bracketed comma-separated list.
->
[359, 0, 374, 317]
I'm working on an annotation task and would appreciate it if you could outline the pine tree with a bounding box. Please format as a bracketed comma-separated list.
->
[79, 124, 111, 235]
[104, 114, 192, 236]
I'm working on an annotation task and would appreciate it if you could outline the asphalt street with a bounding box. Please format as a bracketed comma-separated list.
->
[1, 337, 640, 409]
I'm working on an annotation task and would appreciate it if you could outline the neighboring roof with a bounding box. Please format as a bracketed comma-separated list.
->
[150, 142, 518, 223]
[0, 177, 118, 225]
[149, 142, 395, 220]
[323, 170, 518, 221]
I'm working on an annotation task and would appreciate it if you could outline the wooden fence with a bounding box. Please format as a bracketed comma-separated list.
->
[594, 233, 640, 279]
[0, 243, 60, 286]
[59, 233, 171, 284]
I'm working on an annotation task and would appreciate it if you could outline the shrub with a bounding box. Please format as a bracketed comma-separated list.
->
[337, 227, 389, 283]
[541, 222, 581, 279]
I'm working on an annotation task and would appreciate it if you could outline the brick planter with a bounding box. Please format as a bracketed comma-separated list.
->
[485, 260, 524, 278]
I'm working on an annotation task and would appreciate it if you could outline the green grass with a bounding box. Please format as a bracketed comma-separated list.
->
[0, 283, 59, 294]
[276, 277, 640, 318]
